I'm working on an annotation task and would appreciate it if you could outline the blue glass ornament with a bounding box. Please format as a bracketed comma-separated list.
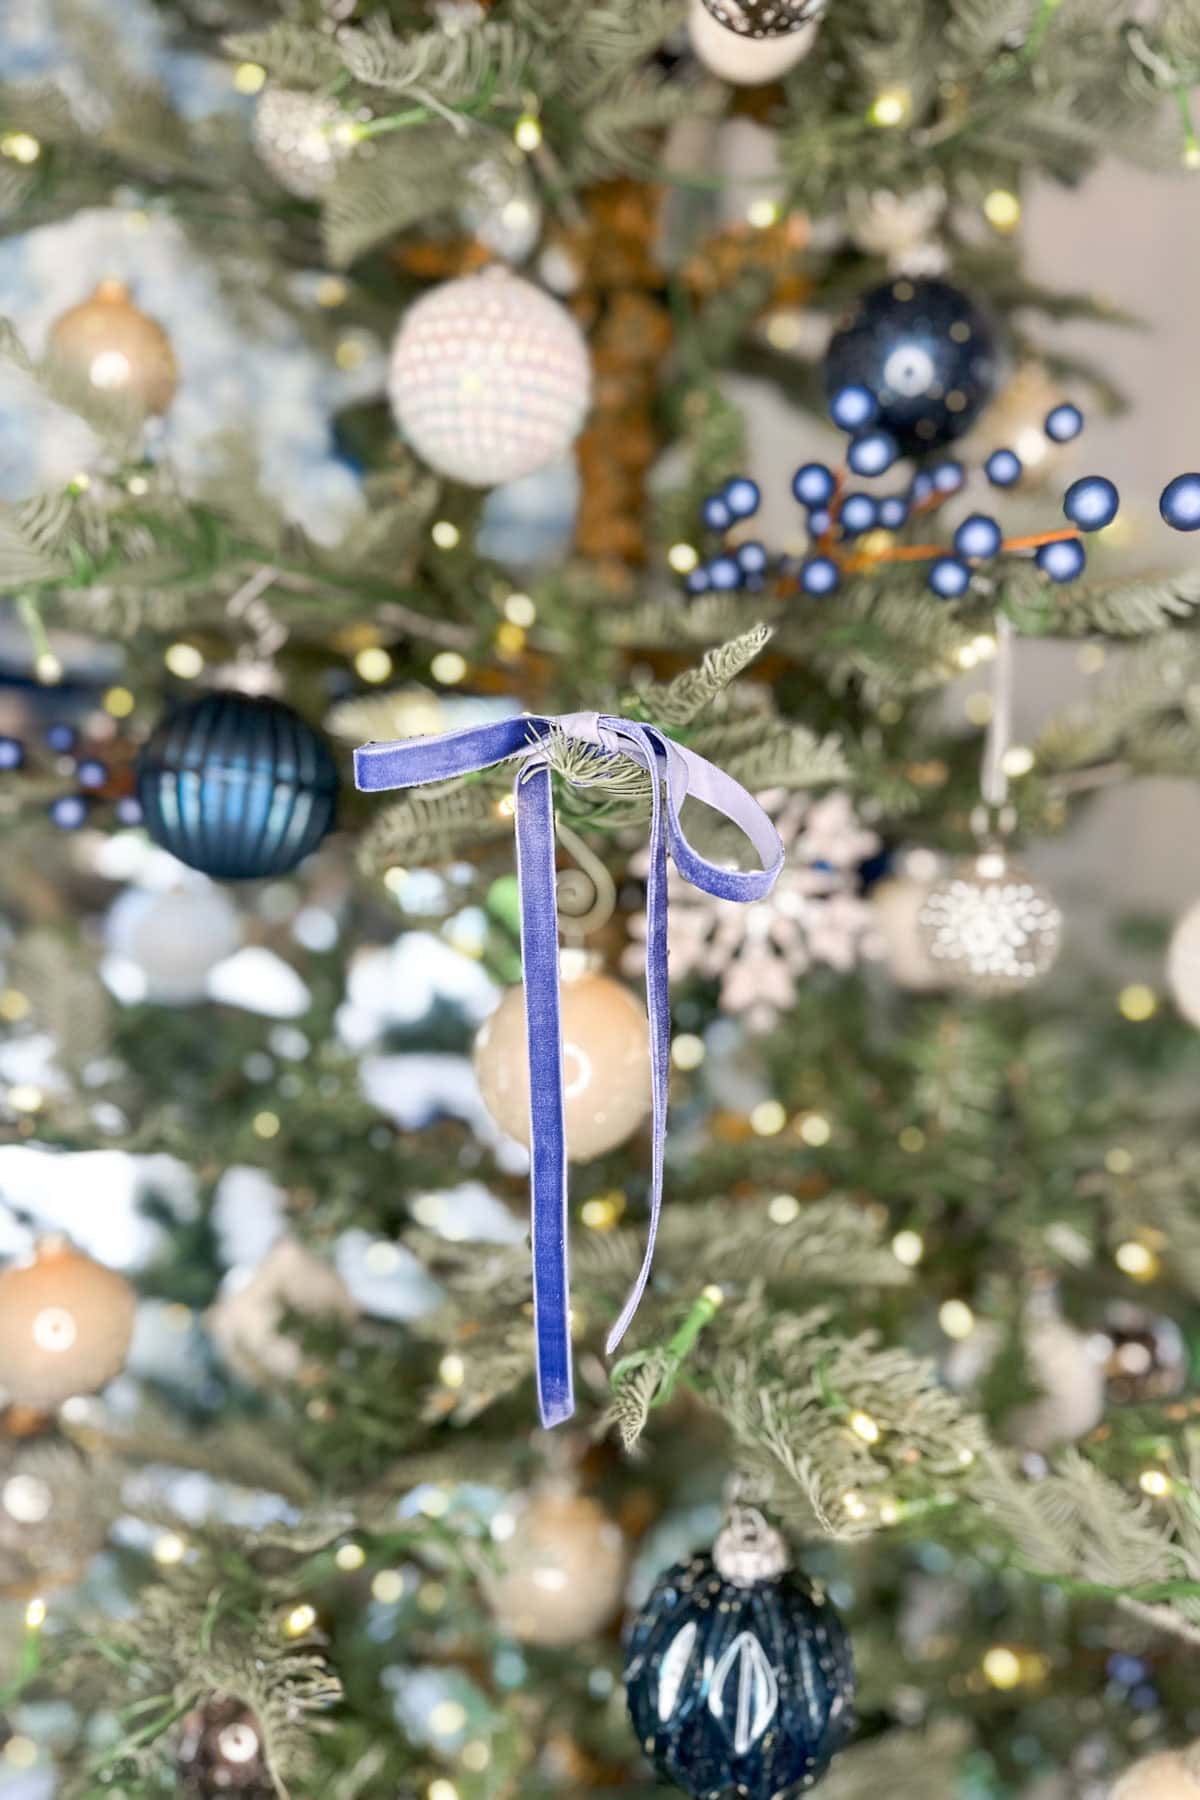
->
[0, 736, 25, 770]
[932, 461, 965, 496]
[847, 430, 899, 478]
[801, 556, 840, 595]
[839, 493, 877, 535]
[928, 557, 971, 599]
[50, 794, 88, 830]
[1063, 475, 1119, 531]
[878, 495, 909, 529]
[1044, 403, 1083, 443]
[953, 514, 1002, 560]
[708, 556, 743, 591]
[724, 477, 761, 519]
[792, 463, 836, 508]
[46, 724, 78, 754]
[702, 495, 733, 532]
[76, 757, 108, 790]
[824, 279, 999, 454]
[685, 567, 711, 595]
[829, 384, 877, 432]
[736, 541, 769, 575]
[1036, 538, 1086, 583]
[1160, 472, 1200, 532]
[985, 448, 1022, 488]
[136, 692, 339, 881]
[625, 1542, 854, 1800]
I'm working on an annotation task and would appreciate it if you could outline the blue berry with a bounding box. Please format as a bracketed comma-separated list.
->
[985, 448, 1023, 488]
[1036, 537, 1086, 582]
[76, 757, 108, 789]
[839, 492, 878, 536]
[932, 461, 965, 495]
[708, 555, 743, 591]
[685, 566, 710, 595]
[847, 430, 899, 478]
[910, 471, 934, 504]
[736, 540, 769, 575]
[702, 495, 732, 531]
[807, 509, 832, 537]
[723, 476, 761, 519]
[46, 723, 77, 754]
[1160, 472, 1200, 531]
[829, 384, 878, 431]
[928, 557, 972, 599]
[0, 735, 25, 770]
[115, 796, 144, 827]
[792, 462, 836, 507]
[1063, 475, 1119, 531]
[953, 513, 1003, 560]
[1045, 403, 1083, 443]
[800, 556, 841, 595]
[50, 794, 88, 830]
[878, 495, 910, 529]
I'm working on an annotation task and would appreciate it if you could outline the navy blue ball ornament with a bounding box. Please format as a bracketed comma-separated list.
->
[136, 693, 338, 881]
[625, 1507, 854, 1800]
[824, 279, 1000, 456]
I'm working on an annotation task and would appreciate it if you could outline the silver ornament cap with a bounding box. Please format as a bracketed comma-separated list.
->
[916, 848, 1062, 995]
[713, 1504, 792, 1586]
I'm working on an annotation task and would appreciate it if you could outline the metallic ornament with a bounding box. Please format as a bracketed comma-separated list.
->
[252, 86, 353, 199]
[486, 1490, 628, 1647]
[387, 267, 591, 487]
[136, 692, 339, 882]
[49, 278, 177, 416]
[626, 1519, 854, 1798]
[700, 0, 824, 35]
[0, 1239, 136, 1412]
[916, 849, 1062, 994]
[0, 1432, 112, 1596]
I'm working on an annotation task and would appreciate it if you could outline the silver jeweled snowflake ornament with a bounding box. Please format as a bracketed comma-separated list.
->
[916, 848, 1062, 994]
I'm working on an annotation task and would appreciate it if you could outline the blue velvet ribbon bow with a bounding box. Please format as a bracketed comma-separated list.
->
[355, 712, 785, 1427]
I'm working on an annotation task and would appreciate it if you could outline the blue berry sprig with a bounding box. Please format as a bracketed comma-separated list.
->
[0, 720, 141, 830]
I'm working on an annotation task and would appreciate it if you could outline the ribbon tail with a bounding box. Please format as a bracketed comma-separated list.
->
[515, 759, 574, 1428]
[606, 741, 670, 1355]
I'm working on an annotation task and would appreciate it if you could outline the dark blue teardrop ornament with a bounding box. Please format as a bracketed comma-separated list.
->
[625, 1538, 854, 1798]
[136, 692, 338, 881]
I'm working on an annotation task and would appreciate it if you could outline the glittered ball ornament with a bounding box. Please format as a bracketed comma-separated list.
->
[0, 1241, 136, 1412]
[625, 1510, 854, 1799]
[486, 1490, 628, 1647]
[49, 279, 177, 416]
[1166, 897, 1200, 1027]
[824, 278, 1000, 455]
[252, 86, 354, 199]
[176, 1697, 273, 1799]
[387, 268, 591, 487]
[0, 1432, 112, 1595]
[106, 883, 240, 1003]
[474, 969, 651, 1160]
[688, 0, 818, 80]
[1111, 1749, 1200, 1800]
[136, 692, 338, 882]
[459, 156, 543, 263]
[916, 849, 1062, 995]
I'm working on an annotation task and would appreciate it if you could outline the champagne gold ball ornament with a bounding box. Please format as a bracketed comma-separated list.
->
[917, 849, 1062, 995]
[688, 0, 817, 80]
[0, 1432, 111, 1595]
[486, 1490, 628, 1646]
[252, 86, 354, 199]
[1111, 1749, 1200, 1800]
[474, 969, 651, 1159]
[1167, 897, 1200, 1027]
[49, 279, 177, 416]
[387, 267, 591, 486]
[0, 1240, 136, 1411]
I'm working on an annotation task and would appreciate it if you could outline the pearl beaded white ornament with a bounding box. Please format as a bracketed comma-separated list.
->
[1167, 897, 1200, 1027]
[474, 969, 651, 1160]
[689, 0, 818, 80]
[0, 1240, 136, 1411]
[106, 884, 241, 1003]
[485, 1490, 628, 1646]
[252, 87, 355, 199]
[388, 268, 591, 487]
[917, 849, 1062, 995]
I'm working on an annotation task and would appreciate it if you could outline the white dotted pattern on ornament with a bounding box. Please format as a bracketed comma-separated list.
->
[252, 87, 352, 199]
[387, 269, 591, 487]
[701, 0, 823, 34]
[689, 0, 818, 81]
[916, 851, 1062, 994]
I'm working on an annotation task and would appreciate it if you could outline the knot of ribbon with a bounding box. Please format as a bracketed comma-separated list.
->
[355, 712, 784, 1427]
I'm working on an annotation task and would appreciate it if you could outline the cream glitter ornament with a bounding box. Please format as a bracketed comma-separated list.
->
[106, 883, 241, 1004]
[49, 279, 177, 416]
[1167, 897, 1200, 1027]
[0, 1239, 136, 1411]
[917, 848, 1062, 995]
[0, 1433, 113, 1595]
[486, 1489, 628, 1646]
[1111, 1749, 1200, 1800]
[688, 0, 818, 81]
[387, 267, 591, 486]
[252, 86, 355, 199]
[474, 968, 651, 1160]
